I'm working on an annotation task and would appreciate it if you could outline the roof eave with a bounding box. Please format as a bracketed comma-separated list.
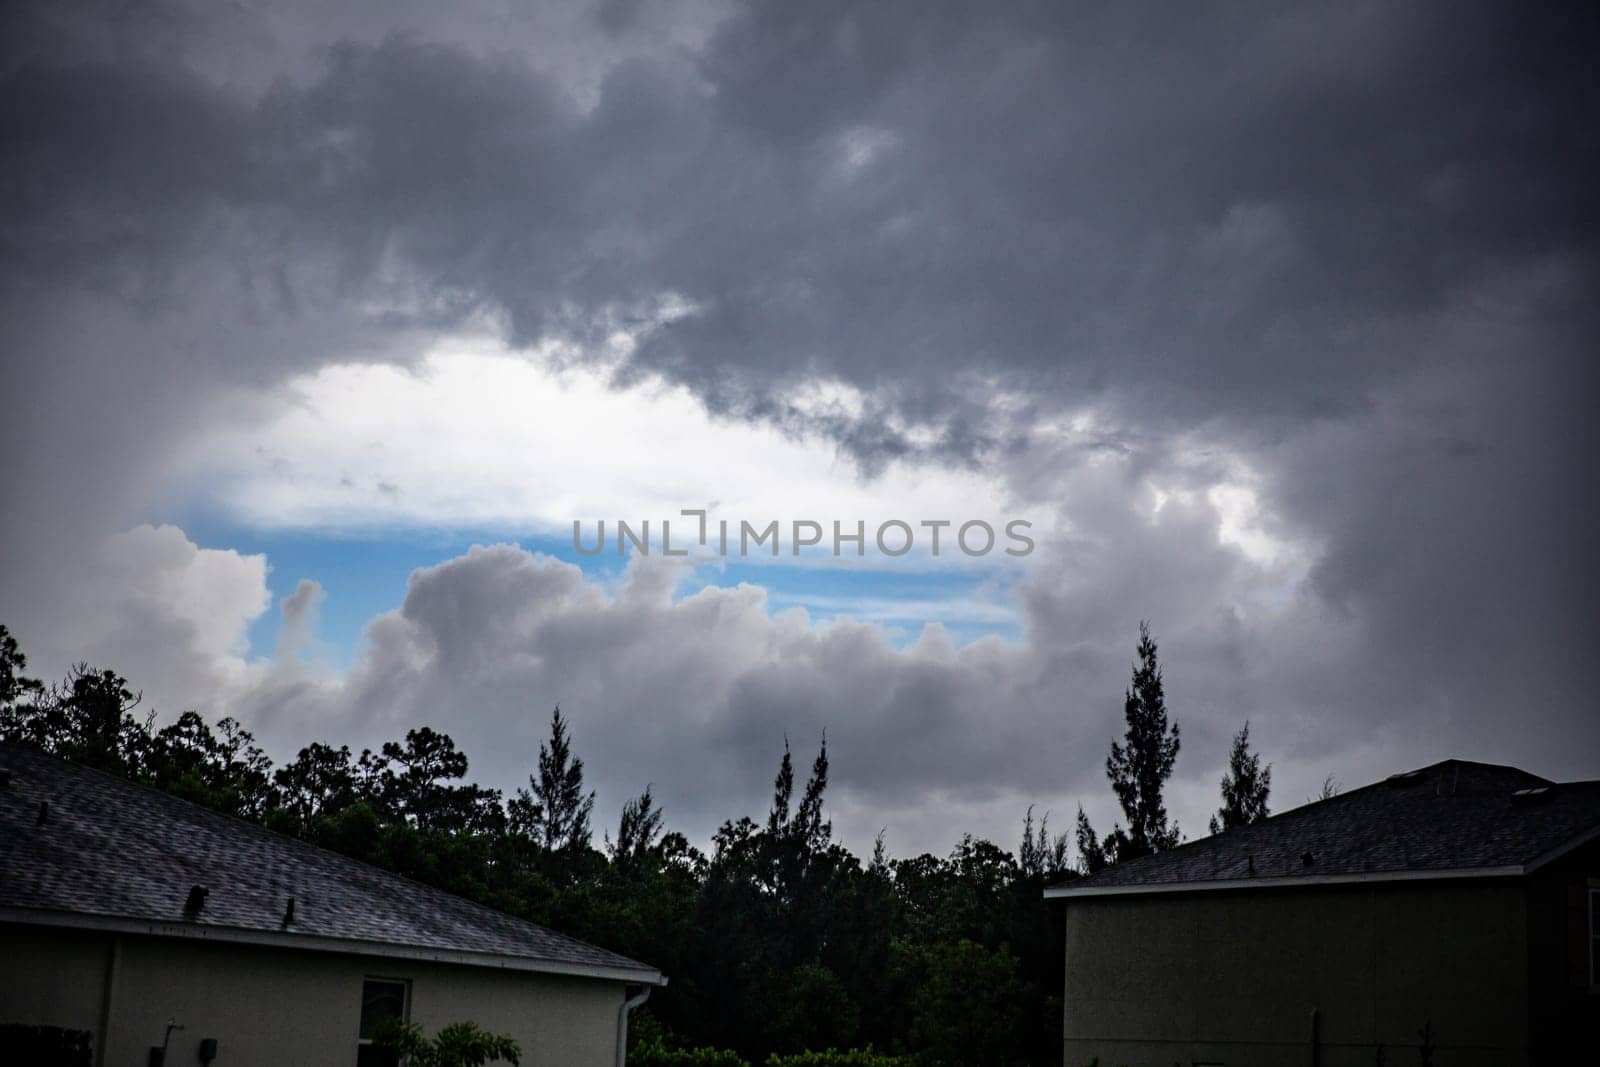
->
[1044, 816, 1600, 900]
[1522, 820, 1600, 873]
[0, 906, 667, 986]
[1042, 864, 1529, 900]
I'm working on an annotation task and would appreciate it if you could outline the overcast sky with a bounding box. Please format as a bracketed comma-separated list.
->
[2, 0, 1595, 858]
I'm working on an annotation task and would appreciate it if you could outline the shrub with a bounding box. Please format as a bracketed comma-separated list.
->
[0, 1024, 93, 1066]
[765, 1047, 909, 1066]
[372, 1019, 520, 1067]
[629, 1036, 750, 1067]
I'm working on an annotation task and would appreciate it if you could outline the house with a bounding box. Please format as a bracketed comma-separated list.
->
[0, 743, 664, 1067]
[1046, 759, 1600, 1066]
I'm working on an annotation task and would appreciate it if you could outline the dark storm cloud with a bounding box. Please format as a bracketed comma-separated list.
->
[2, 1, 1596, 851]
[6, 2, 1592, 438]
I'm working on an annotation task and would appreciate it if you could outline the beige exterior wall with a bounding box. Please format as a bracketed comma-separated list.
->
[0, 922, 629, 1067]
[1060, 881, 1532, 1067]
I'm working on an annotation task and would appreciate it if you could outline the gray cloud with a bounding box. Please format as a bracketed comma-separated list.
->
[275, 578, 325, 660]
[230, 542, 1149, 854]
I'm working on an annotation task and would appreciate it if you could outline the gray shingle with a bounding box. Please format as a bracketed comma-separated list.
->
[1049, 759, 1600, 894]
[0, 744, 660, 982]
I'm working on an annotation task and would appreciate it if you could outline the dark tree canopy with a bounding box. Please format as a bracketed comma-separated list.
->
[375, 727, 505, 834]
[144, 711, 275, 819]
[1209, 721, 1272, 836]
[273, 742, 359, 826]
[1, 661, 145, 775]
[0, 624, 43, 710]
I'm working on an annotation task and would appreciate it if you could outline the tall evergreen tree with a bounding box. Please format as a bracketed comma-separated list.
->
[762, 736, 832, 901]
[608, 785, 665, 873]
[1077, 621, 1182, 867]
[1105, 621, 1181, 859]
[791, 737, 831, 856]
[1073, 805, 1108, 875]
[1018, 806, 1069, 879]
[1209, 721, 1271, 835]
[766, 739, 796, 836]
[511, 706, 595, 851]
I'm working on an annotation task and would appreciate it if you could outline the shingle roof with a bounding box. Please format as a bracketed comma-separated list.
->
[0, 743, 662, 983]
[1047, 759, 1600, 898]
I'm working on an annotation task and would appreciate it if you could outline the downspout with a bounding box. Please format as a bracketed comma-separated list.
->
[615, 984, 654, 1067]
[95, 934, 122, 1067]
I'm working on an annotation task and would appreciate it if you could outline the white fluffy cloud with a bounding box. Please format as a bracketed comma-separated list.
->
[27, 525, 274, 718]
[182, 336, 1032, 553]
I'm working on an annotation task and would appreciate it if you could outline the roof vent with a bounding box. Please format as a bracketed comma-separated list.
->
[0, 769, 12, 789]
[283, 897, 296, 924]
[1301, 851, 1315, 867]
[36, 799, 48, 824]
[184, 885, 209, 914]
[1511, 786, 1552, 804]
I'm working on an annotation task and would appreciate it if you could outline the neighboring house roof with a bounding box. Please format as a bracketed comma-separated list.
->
[0, 743, 664, 985]
[1046, 759, 1600, 900]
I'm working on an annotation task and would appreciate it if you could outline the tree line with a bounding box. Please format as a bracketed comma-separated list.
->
[0, 621, 1272, 1066]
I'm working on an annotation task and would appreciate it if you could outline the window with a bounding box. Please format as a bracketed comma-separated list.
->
[357, 978, 409, 1067]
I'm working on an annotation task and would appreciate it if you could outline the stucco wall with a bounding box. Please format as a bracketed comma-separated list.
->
[1060, 881, 1531, 1067]
[0, 922, 629, 1067]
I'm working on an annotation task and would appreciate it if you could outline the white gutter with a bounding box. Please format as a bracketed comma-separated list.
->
[1043, 864, 1530, 900]
[615, 983, 657, 1067]
[0, 906, 666, 986]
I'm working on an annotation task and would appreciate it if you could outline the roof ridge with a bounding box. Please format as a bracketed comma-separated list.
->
[1422, 756, 1554, 780]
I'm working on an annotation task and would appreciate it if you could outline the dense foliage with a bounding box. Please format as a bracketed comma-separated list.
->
[629, 1039, 751, 1067]
[0, 1024, 93, 1066]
